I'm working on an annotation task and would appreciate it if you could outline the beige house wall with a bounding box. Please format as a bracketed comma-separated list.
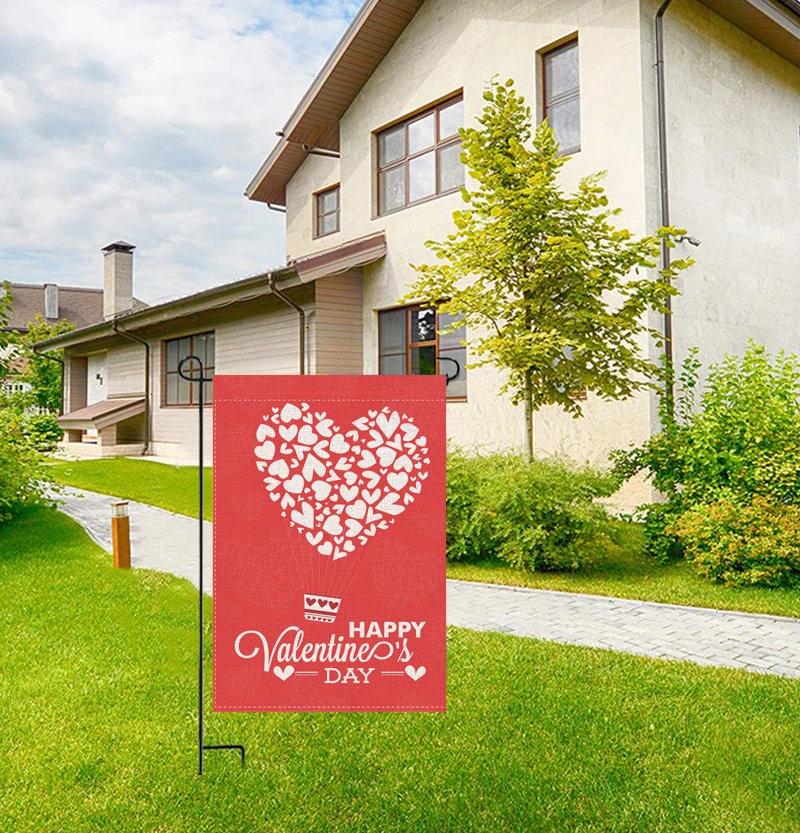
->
[106, 343, 145, 398]
[149, 296, 313, 464]
[641, 0, 800, 382]
[285, 0, 654, 505]
[62, 288, 315, 465]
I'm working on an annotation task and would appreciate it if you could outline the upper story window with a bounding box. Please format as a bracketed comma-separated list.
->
[315, 185, 340, 238]
[376, 96, 464, 216]
[378, 305, 466, 400]
[542, 39, 580, 154]
[163, 331, 215, 406]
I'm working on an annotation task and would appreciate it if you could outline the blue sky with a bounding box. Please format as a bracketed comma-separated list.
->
[0, 0, 361, 304]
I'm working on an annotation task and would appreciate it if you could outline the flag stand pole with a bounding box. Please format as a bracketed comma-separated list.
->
[177, 355, 459, 774]
[177, 356, 245, 775]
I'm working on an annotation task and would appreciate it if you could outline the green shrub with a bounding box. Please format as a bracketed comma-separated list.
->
[639, 502, 684, 565]
[17, 411, 63, 452]
[613, 342, 800, 564]
[0, 411, 53, 523]
[446, 448, 618, 571]
[671, 497, 800, 587]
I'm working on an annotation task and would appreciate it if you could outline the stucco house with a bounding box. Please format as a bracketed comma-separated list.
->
[39, 0, 800, 504]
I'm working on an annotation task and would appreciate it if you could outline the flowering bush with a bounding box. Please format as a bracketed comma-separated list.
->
[672, 497, 800, 587]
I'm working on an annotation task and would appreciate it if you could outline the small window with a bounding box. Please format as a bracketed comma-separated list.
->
[542, 39, 580, 154]
[376, 97, 464, 216]
[315, 186, 340, 238]
[378, 305, 466, 400]
[163, 332, 215, 406]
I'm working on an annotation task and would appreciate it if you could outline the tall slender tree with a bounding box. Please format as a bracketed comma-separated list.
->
[402, 80, 694, 459]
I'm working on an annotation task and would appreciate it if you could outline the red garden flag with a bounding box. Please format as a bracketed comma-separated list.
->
[213, 375, 446, 712]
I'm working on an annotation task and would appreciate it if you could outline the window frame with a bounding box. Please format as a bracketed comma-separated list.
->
[377, 304, 467, 402]
[541, 38, 581, 156]
[314, 184, 340, 239]
[162, 331, 215, 408]
[375, 95, 464, 217]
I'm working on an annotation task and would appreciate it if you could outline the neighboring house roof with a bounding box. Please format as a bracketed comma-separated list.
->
[3, 282, 147, 333]
[5, 284, 103, 332]
[36, 231, 387, 353]
[246, 0, 800, 208]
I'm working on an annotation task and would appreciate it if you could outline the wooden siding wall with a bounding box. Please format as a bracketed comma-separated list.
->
[313, 270, 363, 375]
[106, 342, 146, 398]
[66, 353, 87, 412]
[215, 303, 310, 375]
[149, 293, 314, 463]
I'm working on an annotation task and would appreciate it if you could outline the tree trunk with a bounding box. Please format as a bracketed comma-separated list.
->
[523, 368, 533, 462]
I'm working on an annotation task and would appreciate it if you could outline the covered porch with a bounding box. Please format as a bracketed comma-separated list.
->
[58, 397, 147, 458]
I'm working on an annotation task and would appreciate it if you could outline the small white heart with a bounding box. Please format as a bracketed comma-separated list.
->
[345, 500, 367, 520]
[268, 459, 289, 479]
[280, 403, 302, 423]
[257, 424, 275, 441]
[255, 441, 275, 461]
[274, 665, 295, 681]
[297, 425, 318, 446]
[387, 472, 408, 490]
[284, 474, 304, 494]
[405, 665, 426, 681]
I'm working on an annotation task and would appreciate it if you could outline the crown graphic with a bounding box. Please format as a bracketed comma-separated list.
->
[304, 594, 342, 624]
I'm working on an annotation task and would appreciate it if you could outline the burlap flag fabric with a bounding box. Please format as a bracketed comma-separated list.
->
[213, 375, 446, 712]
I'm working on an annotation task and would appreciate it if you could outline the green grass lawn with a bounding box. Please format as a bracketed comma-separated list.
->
[49, 457, 213, 520]
[49, 458, 800, 619]
[2, 506, 800, 832]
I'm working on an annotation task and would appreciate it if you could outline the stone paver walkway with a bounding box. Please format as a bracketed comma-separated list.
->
[57, 487, 800, 678]
[447, 580, 800, 678]
[57, 487, 212, 592]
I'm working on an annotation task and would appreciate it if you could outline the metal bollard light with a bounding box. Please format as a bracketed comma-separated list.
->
[111, 501, 131, 569]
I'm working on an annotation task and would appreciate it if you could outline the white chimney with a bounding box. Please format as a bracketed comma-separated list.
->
[44, 283, 59, 319]
[102, 241, 135, 320]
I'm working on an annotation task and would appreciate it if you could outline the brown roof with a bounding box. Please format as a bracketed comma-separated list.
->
[246, 0, 800, 207]
[6, 284, 103, 332]
[4, 283, 147, 333]
[58, 398, 145, 430]
[246, 0, 425, 206]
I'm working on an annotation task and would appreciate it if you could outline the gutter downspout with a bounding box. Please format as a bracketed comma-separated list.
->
[656, 0, 676, 411]
[112, 320, 151, 454]
[32, 346, 64, 416]
[269, 273, 306, 374]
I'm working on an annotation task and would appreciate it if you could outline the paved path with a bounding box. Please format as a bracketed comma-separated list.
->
[57, 487, 212, 593]
[57, 488, 800, 679]
[447, 581, 800, 678]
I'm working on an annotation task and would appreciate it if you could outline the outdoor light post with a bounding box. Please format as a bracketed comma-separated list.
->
[111, 501, 130, 569]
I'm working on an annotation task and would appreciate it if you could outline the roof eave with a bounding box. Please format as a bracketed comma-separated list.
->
[245, 0, 425, 206]
[698, 0, 800, 67]
[35, 266, 298, 352]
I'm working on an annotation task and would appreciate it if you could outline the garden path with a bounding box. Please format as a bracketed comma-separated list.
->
[58, 486, 800, 679]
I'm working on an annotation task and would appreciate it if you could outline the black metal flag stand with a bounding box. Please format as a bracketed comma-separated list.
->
[177, 355, 459, 775]
[178, 356, 245, 775]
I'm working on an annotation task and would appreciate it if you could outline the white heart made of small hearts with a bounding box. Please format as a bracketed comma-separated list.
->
[255, 403, 431, 559]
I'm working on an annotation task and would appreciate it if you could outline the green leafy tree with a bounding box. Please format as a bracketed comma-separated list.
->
[12, 314, 74, 413]
[402, 80, 694, 459]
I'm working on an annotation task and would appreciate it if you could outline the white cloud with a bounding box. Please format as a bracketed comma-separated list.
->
[0, 0, 360, 302]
